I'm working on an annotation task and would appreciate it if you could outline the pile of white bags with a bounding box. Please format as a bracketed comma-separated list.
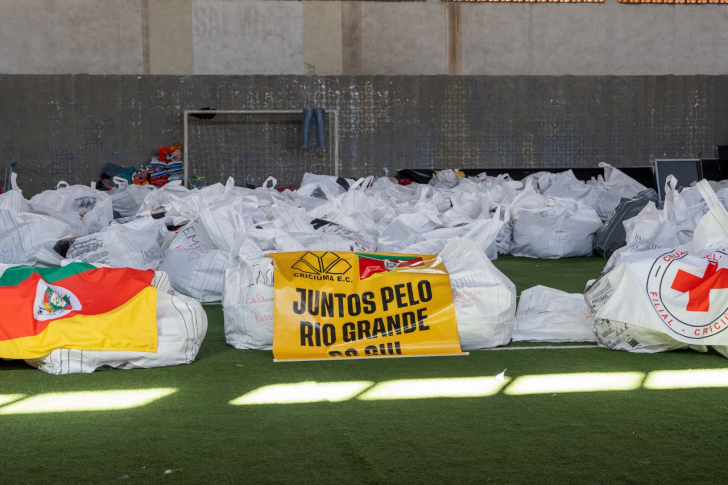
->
[585, 180, 728, 354]
[543, 164, 647, 220]
[604, 175, 707, 272]
[25, 271, 208, 374]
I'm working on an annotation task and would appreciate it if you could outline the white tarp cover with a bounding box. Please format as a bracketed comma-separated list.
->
[513, 286, 596, 342]
[25, 272, 208, 374]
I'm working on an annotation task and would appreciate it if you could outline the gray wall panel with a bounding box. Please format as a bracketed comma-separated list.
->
[1, 75, 726, 196]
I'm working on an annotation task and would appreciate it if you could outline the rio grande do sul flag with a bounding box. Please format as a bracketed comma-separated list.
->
[0, 263, 158, 359]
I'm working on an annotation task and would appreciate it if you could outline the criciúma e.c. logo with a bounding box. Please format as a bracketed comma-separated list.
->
[647, 250, 728, 339]
[292, 252, 352, 282]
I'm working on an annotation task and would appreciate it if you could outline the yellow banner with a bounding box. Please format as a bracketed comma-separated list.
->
[269, 251, 465, 361]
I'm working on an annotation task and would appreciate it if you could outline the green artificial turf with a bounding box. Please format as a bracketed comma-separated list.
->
[2, 256, 728, 484]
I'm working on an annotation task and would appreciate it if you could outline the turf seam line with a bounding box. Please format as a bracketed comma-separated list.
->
[477, 344, 600, 351]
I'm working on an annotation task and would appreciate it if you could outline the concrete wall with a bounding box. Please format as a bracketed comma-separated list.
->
[1, 1, 727, 195]
[1, 0, 728, 76]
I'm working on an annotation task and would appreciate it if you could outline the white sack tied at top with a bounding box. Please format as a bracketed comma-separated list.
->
[0, 209, 72, 267]
[513, 286, 596, 342]
[29, 182, 113, 236]
[159, 197, 248, 302]
[0, 173, 30, 213]
[108, 176, 155, 218]
[26, 271, 208, 374]
[439, 239, 516, 349]
[510, 191, 603, 259]
[585, 180, 728, 353]
[223, 237, 275, 350]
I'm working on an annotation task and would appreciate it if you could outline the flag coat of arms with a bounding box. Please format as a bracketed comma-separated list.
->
[0, 263, 158, 359]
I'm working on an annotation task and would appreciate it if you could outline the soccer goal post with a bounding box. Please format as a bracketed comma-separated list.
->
[183, 110, 339, 188]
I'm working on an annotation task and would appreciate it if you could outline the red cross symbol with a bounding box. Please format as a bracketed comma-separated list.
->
[671, 261, 728, 312]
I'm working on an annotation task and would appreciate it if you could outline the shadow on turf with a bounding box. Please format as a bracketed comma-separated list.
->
[0, 359, 35, 371]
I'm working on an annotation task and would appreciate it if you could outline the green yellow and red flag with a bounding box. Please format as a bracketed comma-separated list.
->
[0, 263, 158, 359]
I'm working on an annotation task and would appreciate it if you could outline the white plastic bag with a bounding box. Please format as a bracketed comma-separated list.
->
[29, 182, 113, 236]
[64, 222, 164, 270]
[109, 176, 155, 218]
[159, 198, 249, 302]
[513, 286, 596, 342]
[223, 238, 275, 350]
[439, 239, 516, 349]
[511, 199, 602, 259]
[0, 209, 72, 266]
[0, 173, 30, 213]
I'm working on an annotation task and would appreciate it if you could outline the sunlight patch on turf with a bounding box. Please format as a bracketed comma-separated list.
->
[0, 388, 177, 415]
[504, 372, 645, 395]
[644, 369, 728, 389]
[230, 381, 374, 405]
[358, 376, 510, 401]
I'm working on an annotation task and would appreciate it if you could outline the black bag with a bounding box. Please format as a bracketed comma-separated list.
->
[593, 189, 659, 258]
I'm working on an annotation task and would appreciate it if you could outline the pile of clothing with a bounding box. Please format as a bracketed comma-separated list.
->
[132, 142, 185, 187]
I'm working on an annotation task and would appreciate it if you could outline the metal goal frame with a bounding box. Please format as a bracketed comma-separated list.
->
[183, 109, 340, 188]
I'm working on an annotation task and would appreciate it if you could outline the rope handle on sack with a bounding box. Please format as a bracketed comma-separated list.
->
[10, 172, 20, 192]
[486, 205, 509, 244]
[262, 176, 277, 189]
[224, 176, 235, 195]
[666, 175, 679, 192]
[691, 179, 728, 249]
[113, 176, 129, 188]
[349, 175, 374, 190]
[697, 179, 727, 213]
[56, 181, 69, 189]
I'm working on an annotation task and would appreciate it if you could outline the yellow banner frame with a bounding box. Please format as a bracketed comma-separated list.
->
[269, 251, 466, 362]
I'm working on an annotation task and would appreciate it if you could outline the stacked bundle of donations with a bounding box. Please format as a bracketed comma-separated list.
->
[2, 163, 728, 373]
